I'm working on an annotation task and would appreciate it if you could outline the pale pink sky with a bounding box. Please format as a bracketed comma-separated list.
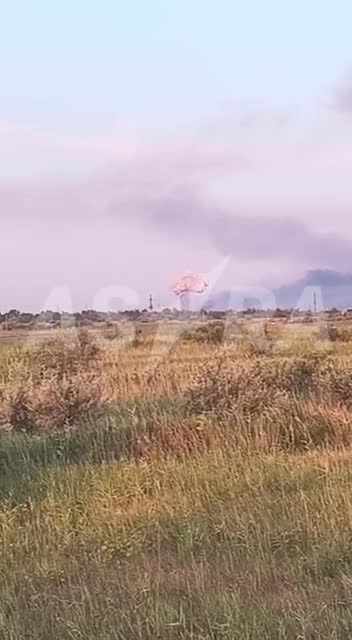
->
[1, 2, 352, 310]
[1, 98, 352, 311]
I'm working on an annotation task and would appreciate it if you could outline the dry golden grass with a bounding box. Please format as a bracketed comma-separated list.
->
[2, 321, 352, 637]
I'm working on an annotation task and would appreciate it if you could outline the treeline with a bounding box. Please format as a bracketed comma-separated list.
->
[0, 306, 350, 331]
[0, 309, 147, 330]
[0, 308, 278, 330]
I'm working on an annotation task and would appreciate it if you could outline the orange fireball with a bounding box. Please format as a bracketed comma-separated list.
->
[171, 272, 209, 296]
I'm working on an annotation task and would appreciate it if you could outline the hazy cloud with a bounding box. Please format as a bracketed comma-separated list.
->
[334, 71, 352, 113]
[117, 187, 352, 270]
[1, 87, 352, 310]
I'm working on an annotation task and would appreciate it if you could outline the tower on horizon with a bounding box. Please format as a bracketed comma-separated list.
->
[149, 294, 153, 312]
[313, 291, 317, 313]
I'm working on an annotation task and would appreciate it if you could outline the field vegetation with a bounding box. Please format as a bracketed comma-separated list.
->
[2, 318, 352, 638]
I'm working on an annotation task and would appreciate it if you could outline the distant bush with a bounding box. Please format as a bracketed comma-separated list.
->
[183, 322, 226, 345]
[132, 325, 144, 348]
[28, 328, 101, 380]
[317, 357, 352, 408]
[186, 354, 322, 417]
[187, 349, 352, 414]
[0, 329, 105, 433]
[4, 373, 104, 433]
[102, 322, 121, 341]
[326, 324, 352, 343]
[185, 351, 352, 450]
[180, 321, 281, 356]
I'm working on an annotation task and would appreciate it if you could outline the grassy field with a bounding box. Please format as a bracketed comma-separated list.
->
[2, 320, 352, 638]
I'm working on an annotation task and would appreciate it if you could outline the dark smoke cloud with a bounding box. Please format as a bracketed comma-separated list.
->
[1, 114, 352, 274]
[115, 187, 352, 270]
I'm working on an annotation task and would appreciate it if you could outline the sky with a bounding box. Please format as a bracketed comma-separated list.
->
[1, 0, 352, 310]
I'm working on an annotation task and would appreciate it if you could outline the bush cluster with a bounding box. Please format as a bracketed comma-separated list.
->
[0, 330, 105, 432]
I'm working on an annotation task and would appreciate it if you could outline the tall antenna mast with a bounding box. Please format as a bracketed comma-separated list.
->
[149, 294, 153, 312]
[313, 291, 317, 314]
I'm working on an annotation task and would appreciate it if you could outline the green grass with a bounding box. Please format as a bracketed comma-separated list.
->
[4, 325, 352, 638]
[2, 443, 352, 638]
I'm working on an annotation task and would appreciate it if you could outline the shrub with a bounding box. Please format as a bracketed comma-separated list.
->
[326, 324, 352, 343]
[182, 321, 273, 350]
[185, 351, 352, 451]
[102, 323, 121, 341]
[2, 372, 104, 433]
[0, 330, 105, 433]
[28, 328, 101, 380]
[186, 353, 325, 417]
[317, 357, 352, 407]
[182, 322, 226, 345]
